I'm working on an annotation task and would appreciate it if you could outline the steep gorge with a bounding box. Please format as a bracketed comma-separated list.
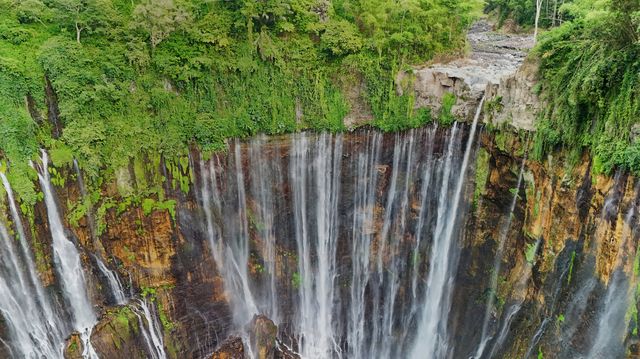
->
[0, 23, 638, 359]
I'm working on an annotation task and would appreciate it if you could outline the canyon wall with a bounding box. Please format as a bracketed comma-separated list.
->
[1, 121, 638, 358]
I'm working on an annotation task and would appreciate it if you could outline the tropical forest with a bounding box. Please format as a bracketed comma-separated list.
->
[0, 0, 638, 357]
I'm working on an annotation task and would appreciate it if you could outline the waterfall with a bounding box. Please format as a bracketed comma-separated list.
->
[551, 170, 627, 354]
[74, 160, 128, 306]
[587, 182, 640, 358]
[473, 154, 526, 359]
[248, 134, 282, 323]
[95, 257, 128, 305]
[290, 132, 343, 357]
[411, 96, 484, 358]
[34, 150, 99, 359]
[132, 298, 167, 359]
[346, 130, 383, 359]
[199, 143, 259, 328]
[195, 124, 477, 358]
[0, 173, 65, 358]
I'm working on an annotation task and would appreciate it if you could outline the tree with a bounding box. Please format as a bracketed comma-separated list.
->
[316, 19, 363, 56]
[15, 0, 50, 25]
[50, 0, 117, 43]
[534, 0, 544, 41]
[132, 0, 191, 49]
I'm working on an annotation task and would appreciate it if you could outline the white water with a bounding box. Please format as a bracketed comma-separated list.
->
[133, 298, 167, 359]
[95, 257, 127, 305]
[587, 183, 640, 358]
[196, 126, 469, 358]
[346, 130, 383, 359]
[199, 144, 259, 329]
[473, 155, 526, 359]
[290, 132, 343, 357]
[0, 174, 65, 358]
[34, 150, 98, 359]
[248, 134, 282, 323]
[411, 96, 485, 359]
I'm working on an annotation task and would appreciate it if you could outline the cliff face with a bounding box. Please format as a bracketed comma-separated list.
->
[1, 20, 637, 359]
[402, 20, 540, 131]
[2, 122, 635, 359]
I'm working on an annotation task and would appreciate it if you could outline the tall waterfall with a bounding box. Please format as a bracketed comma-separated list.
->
[411, 96, 485, 359]
[587, 182, 640, 358]
[0, 173, 65, 358]
[34, 150, 99, 359]
[473, 154, 526, 358]
[197, 122, 474, 358]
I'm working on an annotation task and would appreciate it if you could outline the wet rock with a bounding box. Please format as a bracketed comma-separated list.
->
[86, 306, 150, 359]
[211, 336, 244, 359]
[249, 315, 278, 359]
[63, 333, 83, 359]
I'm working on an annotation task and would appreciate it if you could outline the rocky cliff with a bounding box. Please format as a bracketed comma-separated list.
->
[1, 123, 636, 358]
[400, 20, 541, 131]
[0, 20, 637, 359]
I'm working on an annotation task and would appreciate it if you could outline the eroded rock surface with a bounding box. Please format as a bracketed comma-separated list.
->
[406, 20, 540, 129]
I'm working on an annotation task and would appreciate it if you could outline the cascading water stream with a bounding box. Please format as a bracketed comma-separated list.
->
[74, 160, 124, 305]
[0, 173, 65, 358]
[411, 96, 485, 359]
[346, 130, 383, 359]
[248, 134, 281, 323]
[74, 160, 128, 306]
[199, 146, 259, 325]
[549, 170, 627, 355]
[473, 153, 526, 359]
[290, 132, 343, 358]
[586, 182, 640, 358]
[197, 125, 469, 359]
[95, 257, 127, 306]
[34, 150, 99, 359]
[132, 298, 167, 359]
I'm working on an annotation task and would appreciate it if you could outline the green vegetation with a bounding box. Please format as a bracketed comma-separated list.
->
[438, 93, 458, 125]
[292, 271, 302, 289]
[567, 250, 576, 284]
[531, 0, 640, 175]
[0, 0, 480, 207]
[525, 241, 537, 263]
[473, 147, 490, 209]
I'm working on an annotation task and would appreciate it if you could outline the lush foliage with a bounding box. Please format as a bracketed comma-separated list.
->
[532, 0, 640, 174]
[485, 0, 582, 28]
[0, 0, 479, 205]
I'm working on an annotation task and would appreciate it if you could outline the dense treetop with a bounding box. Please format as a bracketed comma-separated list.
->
[531, 0, 640, 174]
[0, 0, 479, 206]
[0, 0, 638, 211]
